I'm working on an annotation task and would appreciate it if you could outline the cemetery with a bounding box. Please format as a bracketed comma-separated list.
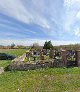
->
[7, 48, 80, 71]
[0, 48, 80, 92]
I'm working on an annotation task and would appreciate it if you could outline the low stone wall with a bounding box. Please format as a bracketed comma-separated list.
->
[8, 61, 54, 71]
[7, 51, 67, 71]
[12, 53, 26, 62]
[7, 59, 64, 71]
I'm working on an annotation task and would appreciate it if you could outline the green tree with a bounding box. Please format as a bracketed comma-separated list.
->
[11, 43, 15, 49]
[43, 41, 53, 49]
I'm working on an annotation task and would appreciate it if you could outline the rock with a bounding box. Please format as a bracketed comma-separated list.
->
[0, 67, 4, 74]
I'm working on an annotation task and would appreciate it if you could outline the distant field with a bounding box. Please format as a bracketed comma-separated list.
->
[0, 68, 80, 92]
[0, 49, 27, 68]
[0, 49, 27, 57]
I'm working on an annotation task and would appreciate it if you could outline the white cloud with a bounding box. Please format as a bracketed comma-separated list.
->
[74, 27, 80, 37]
[0, 39, 79, 46]
[76, 11, 80, 19]
[0, 0, 80, 40]
[63, 0, 80, 33]
[0, 0, 51, 30]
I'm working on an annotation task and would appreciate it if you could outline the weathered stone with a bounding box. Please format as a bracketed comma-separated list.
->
[40, 52, 44, 60]
[0, 67, 4, 74]
[49, 49, 54, 59]
[61, 50, 67, 67]
[76, 50, 80, 67]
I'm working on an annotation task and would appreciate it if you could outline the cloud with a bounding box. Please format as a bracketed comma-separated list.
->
[74, 27, 80, 37]
[0, 0, 80, 45]
[0, 39, 79, 46]
[0, 0, 51, 29]
[0, 0, 33, 23]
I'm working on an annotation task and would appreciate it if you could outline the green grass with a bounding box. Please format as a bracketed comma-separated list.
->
[0, 49, 27, 57]
[0, 60, 11, 68]
[6, 49, 27, 57]
[0, 49, 80, 92]
[0, 49, 27, 68]
[0, 68, 80, 92]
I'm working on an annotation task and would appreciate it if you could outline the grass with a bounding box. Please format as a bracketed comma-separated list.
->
[0, 49, 27, 68]
[0, 49, 80, 92]
[0, 68, 80, 92]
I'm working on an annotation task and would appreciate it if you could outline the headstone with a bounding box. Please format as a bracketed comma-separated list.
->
[26, 51, 30, 62]
[43, 50, 47, 55]
[49, 49, 54, 59]
[40, 51, 44, 60]
[33, 51, 37, 55]
[61, 49, 67, 67]
[33, 55, 36, 61]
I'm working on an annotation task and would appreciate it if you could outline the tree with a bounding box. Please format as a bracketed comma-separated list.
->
[30, 43, 40, 50]
[43, 41, 53, 49]
[11, 43, 15, 49]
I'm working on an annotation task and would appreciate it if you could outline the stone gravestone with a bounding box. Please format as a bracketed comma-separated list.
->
[61, 49, 67, 67]
[33, 50, 37, 62]
[76, 50, 80, 67]
[40, 51, 44, 60]
[49, 49, 54, 59]
[43, 49, 47, 55]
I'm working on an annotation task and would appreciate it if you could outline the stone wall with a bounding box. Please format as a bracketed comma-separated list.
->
[12, 53, 26, 62]
[7, 49, 80, 71]
[8, 59, 64, 71]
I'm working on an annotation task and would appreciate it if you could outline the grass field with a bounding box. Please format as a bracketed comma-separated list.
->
[0, 49, 27, 68]
[0, 49, 80, 92]
[0, 49, 27, 57]
[0, 68, 80, 92]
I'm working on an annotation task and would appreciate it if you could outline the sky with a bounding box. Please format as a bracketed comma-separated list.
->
[0, 0, 80, 46]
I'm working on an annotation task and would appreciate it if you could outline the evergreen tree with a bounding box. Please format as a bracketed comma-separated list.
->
[43, 41, 53, 49]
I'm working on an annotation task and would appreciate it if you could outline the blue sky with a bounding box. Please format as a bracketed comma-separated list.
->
[0, 0, 80, 46]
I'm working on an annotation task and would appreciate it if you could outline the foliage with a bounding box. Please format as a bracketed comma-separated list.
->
[43, 41, 53, 49]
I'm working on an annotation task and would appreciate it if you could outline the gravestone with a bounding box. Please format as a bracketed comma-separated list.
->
[40, 51, 44, 60]
[26, 51, 30, 62]
[33, 56, 36, 61]
[43, 50, 47, 55]
[49, 49, 54, 59]
[61, 49, 67, 67]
